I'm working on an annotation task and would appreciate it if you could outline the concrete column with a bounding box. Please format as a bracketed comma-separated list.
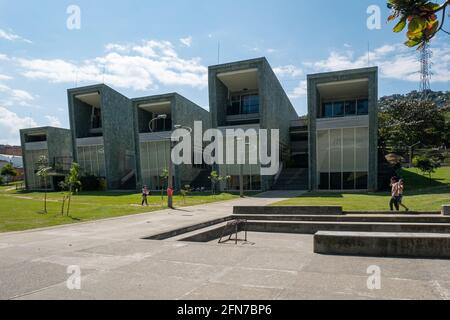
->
[442, 205, 450, 216]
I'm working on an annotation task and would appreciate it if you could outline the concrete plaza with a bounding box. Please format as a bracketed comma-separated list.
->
[1, 191, 450, 300]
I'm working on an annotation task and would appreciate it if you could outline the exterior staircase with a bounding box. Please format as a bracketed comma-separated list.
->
[190, 168, 212, 190]
[271, 168, 309, 190]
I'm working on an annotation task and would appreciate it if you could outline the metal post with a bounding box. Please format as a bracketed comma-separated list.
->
[239, 163, 244, 198]
[168, 140, 174, 209]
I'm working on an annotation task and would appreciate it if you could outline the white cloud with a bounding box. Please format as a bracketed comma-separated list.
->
[274, 65, 303, 78]
[17, 39, 208, 91]
[45, 115, 61, 127]
[0, 54, 9, 61]
[304, 43, 450, 84]
[0, 83, 35, 107]
[266, 48, 276, 54]
[0, 106, 37, 145]
[0, 29, 32, 44]
[289, 80, 307, 99]
[180, 36, 193, 47]
[0, 74, 12, 81]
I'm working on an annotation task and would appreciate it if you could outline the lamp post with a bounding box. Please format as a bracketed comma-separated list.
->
[408, 141, 421, 168]
[148, 115, 192, 209]
[236, 137, 253, 198]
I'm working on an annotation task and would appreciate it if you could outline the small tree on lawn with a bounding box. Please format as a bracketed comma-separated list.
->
[0, 163, 18, 185]
[65, 162, 81, 216]
[208, 171, 230, 197]
[36, 156, 52, 213]
[0, 175, 4, 186]
[413, 155, 441, 181]
[181, 185, 191, 204]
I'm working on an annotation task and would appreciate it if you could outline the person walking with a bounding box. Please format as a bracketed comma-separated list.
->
[141, 185, 150, 206]
[397, 179, 410, 212]
[389, 177, 400, 212]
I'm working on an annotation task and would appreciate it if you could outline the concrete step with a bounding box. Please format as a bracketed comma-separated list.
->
[314, 231, 450, 259]
[246, 220, 450, 235]
[233, 214, 450, 224]
[234, 206, 343, 215]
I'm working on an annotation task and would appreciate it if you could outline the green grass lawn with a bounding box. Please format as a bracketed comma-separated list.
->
[273, 167, 450, 212]
[0, 186, 242, 233]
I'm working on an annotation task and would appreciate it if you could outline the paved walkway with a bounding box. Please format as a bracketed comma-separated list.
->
[1, 190, 449, 300]
[0, 191, 305, 300]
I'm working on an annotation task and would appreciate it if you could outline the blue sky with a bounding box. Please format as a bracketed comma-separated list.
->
[0, 0, 449, 145]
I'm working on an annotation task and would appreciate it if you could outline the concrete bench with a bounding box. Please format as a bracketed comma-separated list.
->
[233, 206, 343, 216]
[314, 231, 450, 259]
[443, 205, 450, 216]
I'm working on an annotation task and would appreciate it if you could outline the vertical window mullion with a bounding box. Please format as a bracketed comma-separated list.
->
[354, 128, 357, 190]
[341, 128, 344, 190]
[328, 129, 331, 190]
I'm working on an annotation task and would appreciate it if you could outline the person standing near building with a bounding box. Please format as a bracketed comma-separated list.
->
[141, 185, 150, 206]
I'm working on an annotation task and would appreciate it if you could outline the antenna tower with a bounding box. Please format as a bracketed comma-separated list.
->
[419, 41, 432, 93]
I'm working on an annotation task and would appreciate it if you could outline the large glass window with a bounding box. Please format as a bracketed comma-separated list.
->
[26, 149, 51, 189]
[316, 127, 369, 190]
[321, 98, 368, 118]
[77, 145, 106, 177]
[228, 94, 259, 116]
[139, 140, 171, 190]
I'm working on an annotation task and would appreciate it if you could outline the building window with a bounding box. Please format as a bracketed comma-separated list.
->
[91, 107, 102, 129]
[77, 145, 106, 177]
[321, 98, 369, 118]
[345, 101, 356, 116]
[357, 99, 369, 115]
[322, 103, 333, 118]
[316, 127, 369, 190]
[228, 94, 259, 116]
[333, 102, 344, 117]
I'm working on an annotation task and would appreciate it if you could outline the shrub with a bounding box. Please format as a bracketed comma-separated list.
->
[412, 155, 441, 179]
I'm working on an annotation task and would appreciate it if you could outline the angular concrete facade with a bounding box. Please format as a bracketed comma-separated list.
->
[67, 84, 137, 190]
[307, 67, 378, 191]
[132, 93, 211, 190]
[20, 126, 73, 190]
[21, 58, 380, 193]
[208, 57, 299, 192]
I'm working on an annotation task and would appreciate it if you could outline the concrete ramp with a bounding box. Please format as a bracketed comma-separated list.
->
[314, 231, 450, 259]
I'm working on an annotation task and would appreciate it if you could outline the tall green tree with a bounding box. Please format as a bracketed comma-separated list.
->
[387, 0, 450, 48]
[36, 156, 52, 213]
[0, 163, 18, 185]
[379, 98, 447, 150]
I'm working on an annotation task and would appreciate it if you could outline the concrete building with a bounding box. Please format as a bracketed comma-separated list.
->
[133, 93, 211, 191]
[67, 84, 137, 190]
[21, 58, 379, 193]
[307, 67, 378, 191]
[208, 57, 299, 192]
[20, 127, 72, 190]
